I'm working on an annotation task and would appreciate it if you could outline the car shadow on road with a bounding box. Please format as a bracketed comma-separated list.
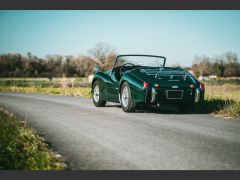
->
[105, 104, 122, 108]
[140, 106, 196, 115]
[104, 99, 231, 115]
[105, 104, 193, 114]
[135, 105, 188, 115]
[136, 99, 233, 115]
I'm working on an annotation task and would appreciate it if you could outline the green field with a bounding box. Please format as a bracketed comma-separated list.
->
[0, 78, 239, 119]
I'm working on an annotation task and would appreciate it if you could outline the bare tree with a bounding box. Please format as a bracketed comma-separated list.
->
[213, 55, 226, 77]
[104, 51, 117, 70]
[88, 42, 116, 70]
[225, 51, 238, 64]
[224, 51, 239, 76]
[191, 55, 214, 76]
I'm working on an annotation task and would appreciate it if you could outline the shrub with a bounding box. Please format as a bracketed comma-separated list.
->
[0, 108, 66, 170]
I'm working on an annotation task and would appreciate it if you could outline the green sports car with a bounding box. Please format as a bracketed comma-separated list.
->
[91, 54, 205, 112]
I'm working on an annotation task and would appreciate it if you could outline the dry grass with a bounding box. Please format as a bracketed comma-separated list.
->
[204, 84, 240, 119]
[0, 77, 90, 88]
[0, 86, 92, 98]
[205, 84, 240, 101]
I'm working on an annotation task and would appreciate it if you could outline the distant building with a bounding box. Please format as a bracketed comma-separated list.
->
[198, 75, 218, 81]
[208, 75, 218, 80]
[198, 75, 209, 81]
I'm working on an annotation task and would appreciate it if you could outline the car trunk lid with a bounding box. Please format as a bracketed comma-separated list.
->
[138, 68, 194, 88]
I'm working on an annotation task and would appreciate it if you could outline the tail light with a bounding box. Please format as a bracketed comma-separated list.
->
[154, 83, 159, 88]
[190, 84, 195, 88]
[200, 83, 205, 89]
[143, 82, 149, 89]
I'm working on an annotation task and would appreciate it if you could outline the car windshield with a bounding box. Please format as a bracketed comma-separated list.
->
[114, 55, 166, 68]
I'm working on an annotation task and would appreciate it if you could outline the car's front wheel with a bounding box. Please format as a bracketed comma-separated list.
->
[92, 81, 106, 107]
[121, 82, 136, 112]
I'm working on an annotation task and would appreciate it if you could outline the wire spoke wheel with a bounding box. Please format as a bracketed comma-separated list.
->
[121, 82, 136, 112]
[121, 85, 129, 108]
[92, 81, 106, 107]
[93, 85, 100, 103]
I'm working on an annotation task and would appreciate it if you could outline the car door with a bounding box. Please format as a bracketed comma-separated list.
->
[106, 70, 119, 102]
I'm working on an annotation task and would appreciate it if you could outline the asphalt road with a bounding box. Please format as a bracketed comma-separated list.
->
[0, 92, 240, 170]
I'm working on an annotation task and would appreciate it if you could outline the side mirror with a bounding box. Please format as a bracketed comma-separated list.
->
[94, 66, 101, 73]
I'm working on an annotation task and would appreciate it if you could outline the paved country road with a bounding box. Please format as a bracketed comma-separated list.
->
[0, 92, 240, 170]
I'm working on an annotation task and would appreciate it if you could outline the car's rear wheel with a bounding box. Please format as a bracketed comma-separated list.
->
[92, 81, 106, 107]
[121, 82, 136, 112]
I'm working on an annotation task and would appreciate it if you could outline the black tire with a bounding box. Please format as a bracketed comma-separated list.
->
[120, 82, 136, 112]
[92, 80, 106, 107]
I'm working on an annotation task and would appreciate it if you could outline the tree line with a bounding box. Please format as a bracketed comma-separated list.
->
[191, 51, 240, 77]
[0, 43, 116, 78]
[0, 42, 239, 78]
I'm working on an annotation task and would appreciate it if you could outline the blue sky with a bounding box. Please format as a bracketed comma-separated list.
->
[1, 10, 240, 67]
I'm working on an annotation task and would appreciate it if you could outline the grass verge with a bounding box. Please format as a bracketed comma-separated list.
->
[0, 107, 66, 170]
[203, 84, 240, 119]
[195, 96, 240, 119]
[0, 86, 91, 98]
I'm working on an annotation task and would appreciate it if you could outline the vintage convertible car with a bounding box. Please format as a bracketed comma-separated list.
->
[91, 55, 204, 112]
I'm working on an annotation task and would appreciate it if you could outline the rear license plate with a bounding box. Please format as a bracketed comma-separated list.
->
[166, 90, 183, 99]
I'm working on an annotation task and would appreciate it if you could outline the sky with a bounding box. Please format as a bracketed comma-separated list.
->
[0, 10, 240, 67]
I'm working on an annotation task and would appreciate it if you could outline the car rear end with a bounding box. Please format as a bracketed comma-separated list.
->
[145, 73, 205, 106]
